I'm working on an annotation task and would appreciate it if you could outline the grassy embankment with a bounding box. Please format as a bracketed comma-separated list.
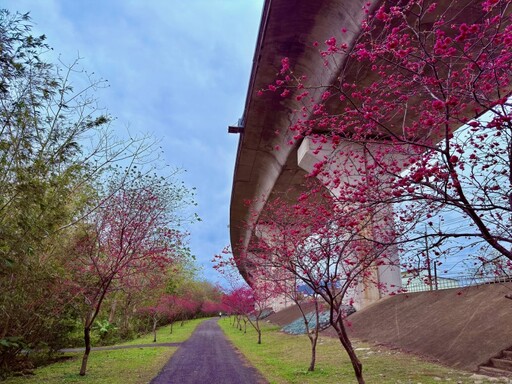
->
[4, 318, 208, 384]
[218, 318, 495, 384]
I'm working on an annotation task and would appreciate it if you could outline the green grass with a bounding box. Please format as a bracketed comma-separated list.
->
[4, 318, 209, 384]
[4, 348, 174, 384]
[219, 318, 492, 384]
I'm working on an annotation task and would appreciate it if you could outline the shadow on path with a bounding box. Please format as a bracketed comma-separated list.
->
[150, 318, 268, 384]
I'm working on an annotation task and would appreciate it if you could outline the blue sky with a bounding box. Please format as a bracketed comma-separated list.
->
[3, 0, 264, 283]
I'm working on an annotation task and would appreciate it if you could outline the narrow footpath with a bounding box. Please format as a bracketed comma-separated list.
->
[150, 318, 268, 384]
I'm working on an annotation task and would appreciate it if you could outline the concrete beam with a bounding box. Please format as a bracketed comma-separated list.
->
[230, 0, 382, 283]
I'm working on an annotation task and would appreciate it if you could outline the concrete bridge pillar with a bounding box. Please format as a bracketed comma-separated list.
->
[297, 137, 402, 310]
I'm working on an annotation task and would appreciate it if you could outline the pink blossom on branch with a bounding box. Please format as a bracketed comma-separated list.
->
[257, 1, 512, 382]
[67, 172, 193, 376]
[274, 0, 512, 263]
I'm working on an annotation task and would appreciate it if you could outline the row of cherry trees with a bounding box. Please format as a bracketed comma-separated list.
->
[0, 10, 218, 378]
[226, 1, 512, 383]
[136, 260, 227, 344]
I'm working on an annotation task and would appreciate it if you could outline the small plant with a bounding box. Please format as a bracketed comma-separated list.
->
[93, 320, 117, 340]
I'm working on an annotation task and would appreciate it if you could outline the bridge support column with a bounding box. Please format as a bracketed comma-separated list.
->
[297, 137, 402, 310]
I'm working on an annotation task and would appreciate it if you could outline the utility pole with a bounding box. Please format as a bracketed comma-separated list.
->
[433, 260, 438, 290]
[425, 228, 433, 291]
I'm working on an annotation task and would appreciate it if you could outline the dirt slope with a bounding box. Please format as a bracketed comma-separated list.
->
[266, 301, 318, 326]
[271, 283, 512, 371]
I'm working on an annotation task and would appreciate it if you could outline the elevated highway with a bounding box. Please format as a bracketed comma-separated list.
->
[229, 0, 491, 308]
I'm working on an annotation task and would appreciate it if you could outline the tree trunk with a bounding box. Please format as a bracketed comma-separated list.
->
[108, 299, 117, 323]
[257, 328, 261, 344]
[79, 326, 91, 376]
[331, 315, 364, 384]
[307, 299, 320, 372]
[78, 278, 111, 376]
[1, 316, 9, 339]
[170, 321, 173, 334]
[308, 333, 317, 372]
[121, 305, 130, 334]
[78, 284, 110, 376]
[152, 317, 158, 342]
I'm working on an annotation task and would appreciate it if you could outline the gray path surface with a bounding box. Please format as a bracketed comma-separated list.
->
[150, 318, 268, 384]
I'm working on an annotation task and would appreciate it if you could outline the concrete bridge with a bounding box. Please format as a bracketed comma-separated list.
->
[229, 0, 485, 310]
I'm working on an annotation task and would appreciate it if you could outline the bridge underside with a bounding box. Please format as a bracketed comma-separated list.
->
[230, 0, 486, 288]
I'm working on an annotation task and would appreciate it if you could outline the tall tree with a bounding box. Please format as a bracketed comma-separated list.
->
[67, 172, 192, 376]
[0, 11, 108, 372]
[247, 191, 397, 384]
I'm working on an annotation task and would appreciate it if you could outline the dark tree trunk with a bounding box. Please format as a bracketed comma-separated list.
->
[331, 315, 364, 384]
[78, 277, 111, 376]
[256, 319, 261, 344]
[308, 333, 317, 372]
[79, 326, 91, 376]
[152, 317, 158, 342]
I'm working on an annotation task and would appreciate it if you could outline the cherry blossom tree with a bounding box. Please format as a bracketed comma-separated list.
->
[213, 264, 272, 344]
[138, 297, 169, 343]
[174, 295, 202, 327]
[220, 287, 248, 329]
[253, 1, 512, 381]
[249, 252, 325, 372]
[201, 300, 227, 317]
[221, 286, 256, 335]
[67, 173, 191, 376]
[220, 219, 325, 371]
[252, 190, 399, 383]
[254, 255, 325, 372]
[265, 0, 512, 270]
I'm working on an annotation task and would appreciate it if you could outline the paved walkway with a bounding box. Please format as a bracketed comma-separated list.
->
[150, 318, 267, 384]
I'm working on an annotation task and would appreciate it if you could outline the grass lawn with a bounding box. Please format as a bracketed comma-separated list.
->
[218, 318, 494, 384]
[4, 318, 208, 384]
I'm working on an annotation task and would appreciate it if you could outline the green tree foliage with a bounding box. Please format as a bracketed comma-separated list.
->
[0, 10, 108, 373]
[0, 10, 198, 377]
[0, 10, 109, 269]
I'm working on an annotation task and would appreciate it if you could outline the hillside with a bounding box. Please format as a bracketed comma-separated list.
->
[272, 283, 512, 371]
